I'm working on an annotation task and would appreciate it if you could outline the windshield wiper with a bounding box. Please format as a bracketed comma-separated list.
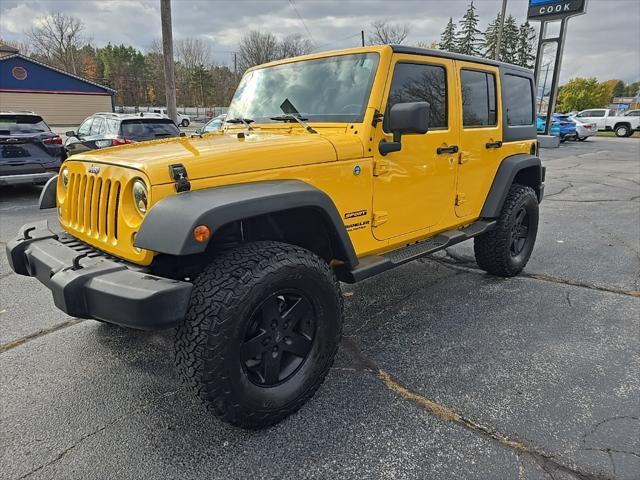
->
[269, 114, 317, 134]
[225, 117, 255, 130]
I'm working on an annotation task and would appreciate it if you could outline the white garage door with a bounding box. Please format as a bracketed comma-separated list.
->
[0, 92, 112, 126]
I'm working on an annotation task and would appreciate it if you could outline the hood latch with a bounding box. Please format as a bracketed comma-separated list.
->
[169, 163, 191, 192]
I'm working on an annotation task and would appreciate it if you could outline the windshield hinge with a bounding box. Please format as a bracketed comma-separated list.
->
[169, 164, 191, 193]
[372, 110, 384, 127]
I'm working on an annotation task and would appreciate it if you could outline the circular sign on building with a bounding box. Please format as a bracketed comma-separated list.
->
[11, 66, 28, 81]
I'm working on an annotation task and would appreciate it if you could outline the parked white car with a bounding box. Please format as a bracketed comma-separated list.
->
[569, 116, 597, 141]
[152, 108, 191, 127]
[573, 108, 639, 137]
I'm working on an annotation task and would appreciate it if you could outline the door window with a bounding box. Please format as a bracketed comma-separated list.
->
[590, 110, 606, 117]
[90, 117, 105, 135]
[78, 118, 93, 136]
[384, 62, 448, 132]
[461, 69, 497, 127]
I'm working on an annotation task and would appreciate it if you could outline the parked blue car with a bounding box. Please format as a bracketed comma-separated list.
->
[553, 114, 578, 141]
[537, 115, 561, 138]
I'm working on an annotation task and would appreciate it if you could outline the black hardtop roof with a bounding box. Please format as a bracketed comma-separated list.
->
[390, 45, 533, 75]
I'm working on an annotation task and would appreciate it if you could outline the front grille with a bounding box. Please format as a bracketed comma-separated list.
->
[67, 172, 121, 242]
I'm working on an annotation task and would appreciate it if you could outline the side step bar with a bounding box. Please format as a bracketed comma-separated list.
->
[341, 220, 495, 283]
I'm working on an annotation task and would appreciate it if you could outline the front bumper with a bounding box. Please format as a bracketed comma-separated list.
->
[6, 221, 192, 330]
[0, 172, 56, 186]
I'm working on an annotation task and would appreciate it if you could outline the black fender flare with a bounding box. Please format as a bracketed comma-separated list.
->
[480, 154, 544, 218]
[135, 180, 359, 268]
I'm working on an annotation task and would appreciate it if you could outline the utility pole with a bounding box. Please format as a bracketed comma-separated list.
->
[361, 30, 365, 47]
[160, 0, 177, 124]
[494, 0, 508, 61]
[233, 52, 237, 79]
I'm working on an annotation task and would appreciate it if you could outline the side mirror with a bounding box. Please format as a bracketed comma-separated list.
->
[65, 130, 77, 138]
[379, 102, 430, 155]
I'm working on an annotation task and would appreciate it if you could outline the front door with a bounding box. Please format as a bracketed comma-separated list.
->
[371, 55, 459, 240]
[455, 62, 502, 218]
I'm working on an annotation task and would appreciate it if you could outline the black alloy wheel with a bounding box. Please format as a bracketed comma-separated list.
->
[241, 290, 316, 387]
[509, 207, 530, 257]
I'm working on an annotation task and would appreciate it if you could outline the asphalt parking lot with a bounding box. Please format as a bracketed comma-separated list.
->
[1, 137, 638, 480]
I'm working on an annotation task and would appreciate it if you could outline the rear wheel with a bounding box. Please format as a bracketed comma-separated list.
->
[474, 185, 539, 277]
[181, 119, 189, 127]
[615, 124, 630, 137]
[174, 241, 343, 429]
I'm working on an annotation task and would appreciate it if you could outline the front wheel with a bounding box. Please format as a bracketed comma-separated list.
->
[181, 119, 189, 127]
[174, 241, 343, 429]
[474, 185, 539, 277]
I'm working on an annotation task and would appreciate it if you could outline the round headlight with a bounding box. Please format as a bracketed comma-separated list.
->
[132, 179, 148, 216]
[61, 167, 69, 189]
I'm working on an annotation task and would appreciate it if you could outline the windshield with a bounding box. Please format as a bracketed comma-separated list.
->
[226, 53, 379, 124]
[120, 119, 180, 140]
[0, 115, 50, 135]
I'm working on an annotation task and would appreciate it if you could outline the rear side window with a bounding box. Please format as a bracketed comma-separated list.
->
[461, 70, 497, 127]
[0, 115, 50, 134]
[503, 74, 534, 126]
[385, 62, 448, 131]
[121, 119, 180, 140]
[590, 110, 606, 117]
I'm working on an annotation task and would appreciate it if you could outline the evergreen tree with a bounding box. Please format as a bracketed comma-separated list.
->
[439, 17, 457, 53]
[515, 21, 536, 68]
[455, 1, 481, 56]
[500, 14, 519, 64]
[482, 13, 502, 59]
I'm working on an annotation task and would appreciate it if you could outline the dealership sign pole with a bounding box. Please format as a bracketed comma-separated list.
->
[529, 0, 587, 135]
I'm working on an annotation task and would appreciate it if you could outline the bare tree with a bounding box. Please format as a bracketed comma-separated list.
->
[237, 31, 280, 72]
[176, 37, 211, 70]
[367, 20, 410, 45]
[0, 37, 32, 56]
[278, 33, 313, 59]
[27, 13, 85, 74]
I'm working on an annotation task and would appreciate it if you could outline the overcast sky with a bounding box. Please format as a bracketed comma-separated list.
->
[1, 0, 639, 83]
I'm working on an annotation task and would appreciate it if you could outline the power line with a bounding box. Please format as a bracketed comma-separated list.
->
[288, 0, 316, 46]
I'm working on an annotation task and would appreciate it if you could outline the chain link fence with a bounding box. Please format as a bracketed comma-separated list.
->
[115, 106, 228, 123]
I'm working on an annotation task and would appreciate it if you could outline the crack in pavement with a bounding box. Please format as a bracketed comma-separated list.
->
[341, 337, 612, 480]
[16, 389, 182, 479]
[428, 257, 640, 298]
[0, 319, 85, 354]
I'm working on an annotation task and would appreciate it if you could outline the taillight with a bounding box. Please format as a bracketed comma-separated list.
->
[112, 137, 135, 146]
[43, 136, 62, 145]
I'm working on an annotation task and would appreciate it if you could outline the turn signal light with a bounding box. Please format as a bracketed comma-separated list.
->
[193, 225, 211, 243]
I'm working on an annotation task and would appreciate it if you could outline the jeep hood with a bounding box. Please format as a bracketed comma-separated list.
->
[68, 131, 363, 185]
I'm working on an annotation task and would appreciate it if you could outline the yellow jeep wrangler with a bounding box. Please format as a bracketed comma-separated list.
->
[7, 45, 544, 428]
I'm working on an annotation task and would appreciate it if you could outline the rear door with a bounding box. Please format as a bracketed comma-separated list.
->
[371, 54, 459, 240]
[455, 62, 502, 218]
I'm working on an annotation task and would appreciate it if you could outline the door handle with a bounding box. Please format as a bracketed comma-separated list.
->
[437, 145, 459, 155]
[486, 141, 503, 149]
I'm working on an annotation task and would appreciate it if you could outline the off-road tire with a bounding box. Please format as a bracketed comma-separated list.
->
[615, 124, 630, 137]
[474, 184, 539, 277]
[175, 241, 343, 429]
